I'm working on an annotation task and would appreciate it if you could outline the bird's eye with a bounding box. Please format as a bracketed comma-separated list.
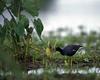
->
[73, 49, 76, 51]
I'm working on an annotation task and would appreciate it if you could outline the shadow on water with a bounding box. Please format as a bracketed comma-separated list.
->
[28, 67, 100, 80]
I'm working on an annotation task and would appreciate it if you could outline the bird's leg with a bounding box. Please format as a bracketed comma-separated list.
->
[68, 56, 70, 65]
[64, 56, 68, 66]
[70, 57, 73, 70]
[68, 57, 73, 73]
[71, 57, 72, 67]
[76, 61, 79, 73]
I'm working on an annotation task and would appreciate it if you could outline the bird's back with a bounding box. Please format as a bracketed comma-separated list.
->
[62, 45, 81, 56]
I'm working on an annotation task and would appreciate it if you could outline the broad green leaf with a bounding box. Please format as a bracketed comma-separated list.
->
[0, 0, 5, 14]
[10, 0, 22, 17]
[0, 19, 10, 43]
[14, 16, 29, 36]
[0, 24, 2, 29]
[33, 18, 44, 39]
[23, 0, 39, 17]
[14, 23, 24, 36]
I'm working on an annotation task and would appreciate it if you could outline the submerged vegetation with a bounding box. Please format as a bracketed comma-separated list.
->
[0, 0, 100, 80]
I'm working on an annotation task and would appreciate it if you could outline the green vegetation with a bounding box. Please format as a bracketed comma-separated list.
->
[0, 0, 100, 80]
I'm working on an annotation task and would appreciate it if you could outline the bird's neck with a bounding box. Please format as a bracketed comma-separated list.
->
[58, 48, 64, 55]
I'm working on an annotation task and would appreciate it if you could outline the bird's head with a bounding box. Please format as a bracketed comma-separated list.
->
[77, 45, 84, 51]
[78, 45, 83, 48]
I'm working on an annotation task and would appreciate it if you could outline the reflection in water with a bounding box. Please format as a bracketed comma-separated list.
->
[28, 67, 100, 75]
[28, 67, 100, 80]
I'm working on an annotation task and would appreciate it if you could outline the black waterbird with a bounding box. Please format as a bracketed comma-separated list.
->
[56, 45, 83, 56]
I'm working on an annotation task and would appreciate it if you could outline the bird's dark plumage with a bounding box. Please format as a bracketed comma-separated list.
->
[56, 45, 82, 56]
